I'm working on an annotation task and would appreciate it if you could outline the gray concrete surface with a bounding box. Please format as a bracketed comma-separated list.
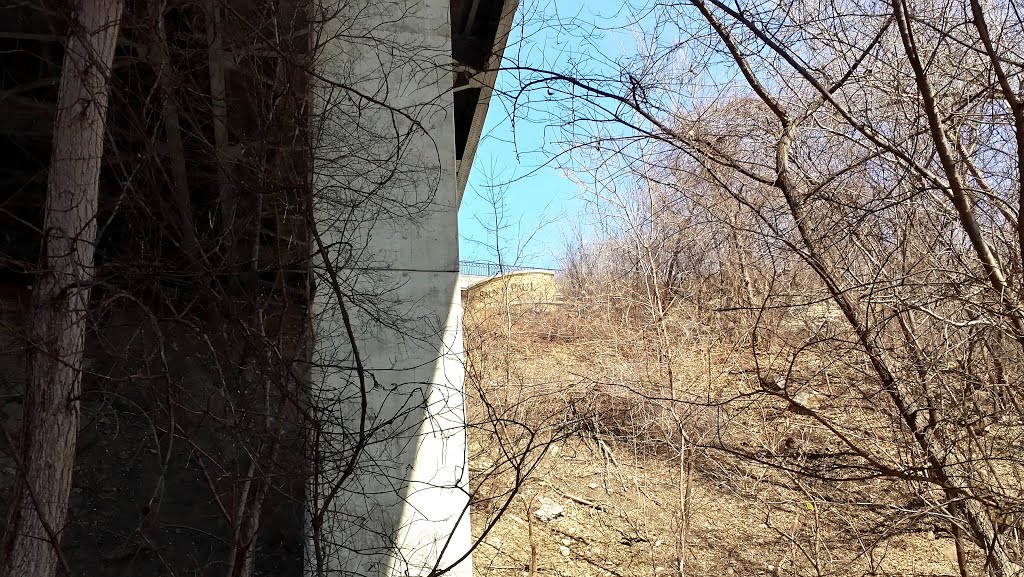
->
[311, 1, 471, 575]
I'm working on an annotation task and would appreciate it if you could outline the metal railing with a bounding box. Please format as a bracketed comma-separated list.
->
[459, 260, 558, 277]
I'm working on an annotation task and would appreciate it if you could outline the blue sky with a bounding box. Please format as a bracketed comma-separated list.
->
[457, 0, 643, 270]
[457, 101, 580, 270]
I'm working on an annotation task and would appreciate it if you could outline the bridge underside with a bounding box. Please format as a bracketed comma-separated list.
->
[0, 0, 514, 575]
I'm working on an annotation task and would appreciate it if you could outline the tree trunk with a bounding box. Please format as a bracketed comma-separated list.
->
[1, 1, 123, 575]
[149, 0, 202, 269]
[204, 0, 238, 257]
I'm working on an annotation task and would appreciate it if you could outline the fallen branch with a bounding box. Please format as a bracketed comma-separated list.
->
[562, 492, 605, 511]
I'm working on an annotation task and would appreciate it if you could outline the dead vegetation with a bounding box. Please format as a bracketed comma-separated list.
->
[464, 289, 1018, 577]
[480, 2, 1024, 574]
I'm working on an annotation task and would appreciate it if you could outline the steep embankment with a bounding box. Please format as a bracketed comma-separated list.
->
[464, 305, 967, 577]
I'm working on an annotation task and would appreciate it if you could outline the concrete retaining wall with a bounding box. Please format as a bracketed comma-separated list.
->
[461, 271, 558, 309]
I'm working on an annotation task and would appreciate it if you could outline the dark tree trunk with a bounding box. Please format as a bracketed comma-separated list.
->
[1, 1, 123, 575]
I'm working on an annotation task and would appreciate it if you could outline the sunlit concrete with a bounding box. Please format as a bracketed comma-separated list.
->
[309, 0, 472, 575]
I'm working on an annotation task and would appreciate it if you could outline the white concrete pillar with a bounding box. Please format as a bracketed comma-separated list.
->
[308, 1, 470, 576]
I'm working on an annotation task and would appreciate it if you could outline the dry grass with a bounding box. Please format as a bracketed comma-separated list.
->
[464, 298, 975, 577]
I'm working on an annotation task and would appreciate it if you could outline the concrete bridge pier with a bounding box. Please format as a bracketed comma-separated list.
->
[309, 1, 514, 575]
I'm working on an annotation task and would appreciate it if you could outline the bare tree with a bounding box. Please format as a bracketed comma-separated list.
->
[500, 0, 1024, 574]
[2, 2, 124, 575]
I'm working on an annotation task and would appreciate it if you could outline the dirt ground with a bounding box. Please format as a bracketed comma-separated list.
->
[464, 306, 969, 577]
[469, 435, 962, 577]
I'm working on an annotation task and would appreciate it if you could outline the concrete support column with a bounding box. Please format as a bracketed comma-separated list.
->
[309, 1, 470, 576]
